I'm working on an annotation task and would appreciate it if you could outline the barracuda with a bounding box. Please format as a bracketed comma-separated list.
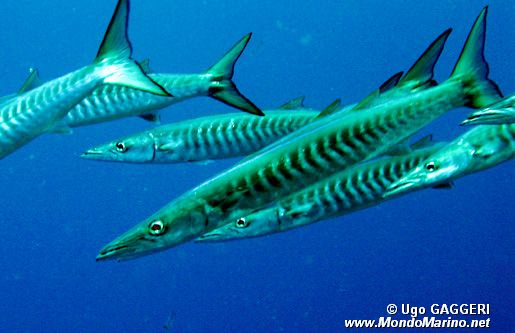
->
[0, 0, 168, 159]
[196, 141, 444, 242]
[96, 8, 502, 261]
[385, 124, 515, 196]
[462, 94, 515, 125]
[50, 33, 262, 130]
[81, 97, 321, 163]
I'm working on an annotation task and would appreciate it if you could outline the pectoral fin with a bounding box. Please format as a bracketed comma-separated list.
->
[432, 182, 454, 189]
[284, 203, 315, 219]
[139, 111, 160, 124]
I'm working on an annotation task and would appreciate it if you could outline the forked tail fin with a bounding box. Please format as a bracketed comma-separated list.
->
[450, 6, 502, 108]
[206, 33, 263, 116]
[93, 0, 170, 96]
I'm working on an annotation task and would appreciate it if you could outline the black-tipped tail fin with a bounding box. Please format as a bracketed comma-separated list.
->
[399, 28, 452, 89]
[450, 7, 502, 108]
[206, 33, 263, 115]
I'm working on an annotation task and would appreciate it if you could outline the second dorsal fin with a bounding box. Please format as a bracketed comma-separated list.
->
[279, 96, 306, 110]
[315, 99, 342, 119]
[398, 28, 452, 89]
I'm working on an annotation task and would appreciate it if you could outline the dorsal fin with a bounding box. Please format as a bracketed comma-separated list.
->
[315, 99, 342, 119]
[352, 90, 380, 111]
[398, 28, 452, 89]
[138, 59, 152, 73]
[18, 68, 42, 94]
[351, 71, 404, 112]
[379, 71, 403, 93]
[279, 96, 305, 110]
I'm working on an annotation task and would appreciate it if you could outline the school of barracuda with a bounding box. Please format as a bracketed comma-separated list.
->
[1, 0, 512, 261]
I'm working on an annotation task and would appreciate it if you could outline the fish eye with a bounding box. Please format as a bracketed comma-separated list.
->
[115, 142, 127, 152]
[425, 161, 437, 172]
[149, 220, 165, 235]
[235, 217, 248, 228]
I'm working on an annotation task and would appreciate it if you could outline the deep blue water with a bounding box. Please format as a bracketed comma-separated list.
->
[0, 1, 513, 332]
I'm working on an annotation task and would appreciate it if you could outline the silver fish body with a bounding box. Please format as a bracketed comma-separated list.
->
[81, 109, 319, 163]
[63, 73, 209, 127]
[0, 0, 167, 159]
[96, 7, 502, 261]
[1, 66, 108, 158]
[57, 33, 262, 129]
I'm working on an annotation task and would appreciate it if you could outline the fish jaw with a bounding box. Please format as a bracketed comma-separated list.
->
[384, 175, 424, 198]
[96, 223, 152, 261]
[81, 146, 119, 161]
[81, 133, 156, 163]
[462, 108, 515, 126]
[385, 143, 474, 198]
[97, 202, 209, 261]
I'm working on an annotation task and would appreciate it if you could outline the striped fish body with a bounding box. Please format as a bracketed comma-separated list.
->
[97, 9, 503, 260]
[97, 78, 478, 259]
[61, 32, 265, 127]
[387, 123, 515, 196]
[195, 79, 470, 217]
[197, 145, 443, 242]
[63, 73, 212, 127]
[82, 109, 319, 163]
[0, 0, 172, 159]
[0, 66, 105, 158]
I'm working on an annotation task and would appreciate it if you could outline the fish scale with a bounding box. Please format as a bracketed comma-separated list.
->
[0, 68, 111, 157]
[83, 109, 319, 163]
[385, 124, 515, 198]
[97, 7, 504, 260]
[197, 145, 443, 242]
[197, 79, 479, 227]
[200, 124, 515, 242]
[463, 94, 515, 125]
[57, 31, 264, 128]
[0, 0, 168, 159]
[67, 75, 211, 126]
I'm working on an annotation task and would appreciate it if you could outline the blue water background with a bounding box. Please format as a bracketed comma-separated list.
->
[0, 0, 513, 332]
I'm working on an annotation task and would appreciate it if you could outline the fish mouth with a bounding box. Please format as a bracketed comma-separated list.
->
[384, 179, 419, 197]
[81, 149, 106, 158]
[461, 109, 508, 126]
[96, 244, 136, 262]
[194, 233, 222, 243]
[81, 148, 121, 161]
